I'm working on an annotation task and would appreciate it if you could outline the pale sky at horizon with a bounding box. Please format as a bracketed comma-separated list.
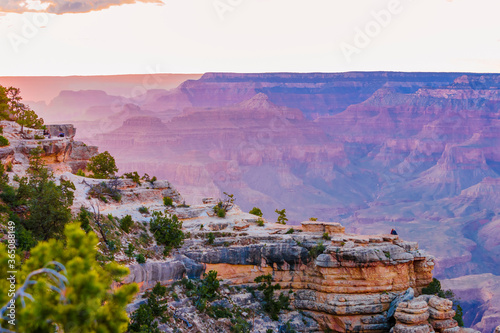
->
[0, 0, 499, 76]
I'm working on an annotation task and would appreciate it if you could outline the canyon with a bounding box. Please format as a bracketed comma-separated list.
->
[0, 120, 479, 332]
[1, 72, 499, 331]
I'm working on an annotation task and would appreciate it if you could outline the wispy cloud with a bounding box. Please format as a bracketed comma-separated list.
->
[0, 0, 163, 14]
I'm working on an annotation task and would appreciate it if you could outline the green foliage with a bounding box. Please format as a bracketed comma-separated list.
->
[322, 232, 331, 240]
[141, 173, 157, 184]
[77, 206, 92, 233]
[136, 253, 146, 264]
[195, 270, 220, 311]
[213, 192, 235, 218]
[107, 239, 119, 253]
[0, 86, 44, 131]
[0, 86, 9, 120]
[206, 305, 233, 319]
[0, 223, 138, 332]
[149, 212, 185, 256]
[257, 218, 265, 227]
[152, 282, 167, 297]
[128, 303, 160, 333]
[275, 208, 288, 225]
[76, 169, 85, 176]
[89, 181, 122, 202]
[282, 321, 297, 333]
[125, 243, 135, 257]
[249, 207, 263, 217]
[0, 163, 8, 185]
[138, 206, 149, 214]
[0, 135, 9, 147]
[179, 277, 196, 291]
[285, 228, 295, 234]
[28, 146, 45, 173]
[15, 222, 37, 251]
[309, 217, 318, 221]
[87, 151, 118, 179]
[213, 201, 226, 218]
[163, 196, 173, 206]
[422, 278, 450, 297]
[309, 242, 326, 259]
[422, 278, 464, 327]
[230, 316, 251, 333]
[18, 109, 44, 130]
[128, 291, 166, 333]
[120, 215, 134, 233]
[207, 232, 215, 245]
[254, 274, 290, 321]
[454, 304, 464, 327]
[19, 162, 75, 241]
[123, 171, 141, 184]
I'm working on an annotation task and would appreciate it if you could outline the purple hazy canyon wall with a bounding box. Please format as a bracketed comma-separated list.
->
[2, 72, 499, 331]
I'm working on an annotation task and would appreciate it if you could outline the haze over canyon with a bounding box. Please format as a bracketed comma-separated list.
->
[2, 72, 500, 331]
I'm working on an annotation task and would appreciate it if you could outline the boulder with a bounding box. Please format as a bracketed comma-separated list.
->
[393, 323, 433, 333]
[47, 124, 76, 138]
[301, 221, 345, 234]
[388, 288, 415, 318]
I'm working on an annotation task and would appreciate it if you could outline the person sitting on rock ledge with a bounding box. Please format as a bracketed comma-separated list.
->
[391, 228, 398, 235]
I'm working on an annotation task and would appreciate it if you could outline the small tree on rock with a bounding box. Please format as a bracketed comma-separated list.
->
[275, 209, 288, 225]
[87, 151, 118, 179]
[249, 207, 263, 217]
[6, 86, 44, 132]
[149, 212, 185, 256]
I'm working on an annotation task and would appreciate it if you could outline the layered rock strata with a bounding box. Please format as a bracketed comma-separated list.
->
[392, 295, 479, 333]
[124, 204, 435, 332]
[0, 121, 98, 174]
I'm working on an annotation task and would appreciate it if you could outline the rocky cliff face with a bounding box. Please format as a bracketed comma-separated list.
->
[0, 121, 98, 175]
[111, 196, 477, 332]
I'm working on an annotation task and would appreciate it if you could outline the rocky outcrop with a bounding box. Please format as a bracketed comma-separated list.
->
[124, 204, 435, 332]
[301, 221, 346, 234]
[393, 297, 432, 333]
[124, 256, 204, 290]
[0, 121, 98, 174]
[46, 124, 77, 138]
[392, 295, 480, 333]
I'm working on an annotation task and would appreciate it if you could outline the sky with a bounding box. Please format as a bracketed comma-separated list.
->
[0, 0, 499, 76]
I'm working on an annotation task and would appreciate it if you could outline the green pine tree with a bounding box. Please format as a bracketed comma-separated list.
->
[0, 223, 138, 332]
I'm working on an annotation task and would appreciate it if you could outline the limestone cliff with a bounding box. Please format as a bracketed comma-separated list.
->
[0, 121, 98, 175]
